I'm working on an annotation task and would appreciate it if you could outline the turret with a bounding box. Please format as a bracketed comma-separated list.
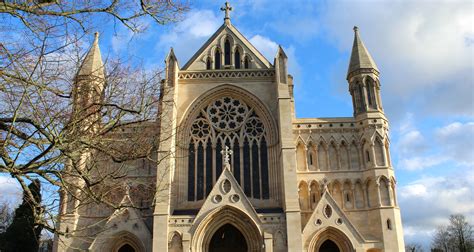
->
[72, 32, 105, 133]
[347, 26, 383, 117]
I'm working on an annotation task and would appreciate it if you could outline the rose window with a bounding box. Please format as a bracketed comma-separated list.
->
[207, 97, 248, 131]
[187, 96, 270, 202]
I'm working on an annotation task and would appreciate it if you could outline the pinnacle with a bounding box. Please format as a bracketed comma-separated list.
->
[77, 32, 105, 78]
[347, 26, 379, 79]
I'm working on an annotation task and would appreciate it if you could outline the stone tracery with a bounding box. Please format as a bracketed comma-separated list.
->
[187, 96, 270, 201]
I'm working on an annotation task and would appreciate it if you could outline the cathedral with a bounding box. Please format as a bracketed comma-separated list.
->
[54, 3, 405, 252]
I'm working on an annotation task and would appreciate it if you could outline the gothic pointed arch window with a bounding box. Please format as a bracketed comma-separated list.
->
[206, 56, 212, 70]
[214, 48, 221, 69]
[187, 97, 270, 201]
[244, 56, 250, 69]
[234, 49, 241, 69]
[366, 77, 378, 109]
[224, 39, 231, 65]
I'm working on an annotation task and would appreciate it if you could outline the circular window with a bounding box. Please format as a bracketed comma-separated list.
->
[213, 195, 222, 203]
[336, 218, 343, 225]
[315, 219, 322, 226]
[230, 194, 240, 203]
[207, 97, 248, 131]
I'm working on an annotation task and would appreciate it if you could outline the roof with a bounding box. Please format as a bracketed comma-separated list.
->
[347, 26, 379, 78]
[78, 32, 105, 78]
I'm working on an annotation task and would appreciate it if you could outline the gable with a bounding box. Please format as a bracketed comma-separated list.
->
[192, 167, 261, 228]
[302, 190, 366, 249]
[182, 24, 272, 70]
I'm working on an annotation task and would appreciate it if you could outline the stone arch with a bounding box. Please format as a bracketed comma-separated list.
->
[378, 176, 391, 206]
[349, 141, 360, 170]
[191, 205, 263, 252]
[299, 181, 310, 211]
[296, 139, 308, 171]
[317, 140, 328, 171]
[328, 141, 338, 170]
[343, 180, 353, 209]
[169, 231, 183, 252]
[178, 85, 279, 205]
[309, 180, 320, 210]
[354, 180, 365, 209]
[365, 178, 378, 208]
[339, 141, 350, 170]
[374, 137, 385, 167]
[110, 231, 146, 252]
[307, 227, 355, 252]
[330, 180, 343, 208]
[307, 141, 318, 171]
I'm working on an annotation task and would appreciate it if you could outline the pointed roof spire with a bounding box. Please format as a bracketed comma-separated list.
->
[78, 32, 104, 78]
[347, 26, 379, 79]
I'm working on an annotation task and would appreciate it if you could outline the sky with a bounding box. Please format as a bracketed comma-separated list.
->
[1, 0, 473, 249]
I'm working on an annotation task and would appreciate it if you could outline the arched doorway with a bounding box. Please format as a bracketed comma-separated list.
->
[319, 240, 339, 252]
[209, 224, 248, 252]
[192, 205, 263, 252]
[118, 244, 135, 252]
[308, 227, 354, 252]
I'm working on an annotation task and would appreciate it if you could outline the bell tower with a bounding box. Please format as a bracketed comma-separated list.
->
[347, 26, 384, 117]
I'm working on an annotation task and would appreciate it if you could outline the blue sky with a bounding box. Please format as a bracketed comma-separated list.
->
[1, 0, 473, 249]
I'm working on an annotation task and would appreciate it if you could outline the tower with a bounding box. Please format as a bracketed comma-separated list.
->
[346, 26, 405, 251]
[347, 26, 383, 118]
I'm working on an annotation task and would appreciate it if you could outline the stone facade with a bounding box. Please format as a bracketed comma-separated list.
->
[54, 3, 405, 252]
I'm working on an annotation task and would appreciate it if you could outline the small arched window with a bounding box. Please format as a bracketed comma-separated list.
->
[234, 49, 241, 69]
[206, 57, 212, 70]
[214, 48, 221, 70]
[366, 150, 371, 163]
[244, 56, 250, 69]
[224, 39, 231, 65]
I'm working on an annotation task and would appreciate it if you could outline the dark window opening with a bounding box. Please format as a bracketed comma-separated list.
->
[224, 39, 231, 65]
[244, 56, 250, 69]
[196, 142, 204, 200]
[206, 57, 212, 70]
[214, 49, 221, 69]
[187, 141, 195, 201]
[243, 138, 251, 197]
[234, 49, 241, 69]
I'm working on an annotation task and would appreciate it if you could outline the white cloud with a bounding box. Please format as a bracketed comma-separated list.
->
[399, 155, 448, 171]
[249, 35, 301, 81]
[156, 10, 221, 64]
[395, 116, 474, 170]
[321, 0, 474, 116]
[435, 121, 474, 165]
[0, 176, 22, 206]
[249, 35, 278, 62]
[399, 171, 474, 247]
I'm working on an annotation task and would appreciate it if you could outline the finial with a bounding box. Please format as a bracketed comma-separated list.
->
[353, 26, 359, 33]
[220, 2, 233, 25]
[94, 31, 99, 41]
[220, 145, 233, 170]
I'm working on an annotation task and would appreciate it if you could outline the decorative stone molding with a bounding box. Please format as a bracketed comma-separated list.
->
[178, 69, 274, 80]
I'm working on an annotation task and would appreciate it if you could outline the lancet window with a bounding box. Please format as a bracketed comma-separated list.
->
[214, 48, 221, 69]
[187, 97, 270, 201]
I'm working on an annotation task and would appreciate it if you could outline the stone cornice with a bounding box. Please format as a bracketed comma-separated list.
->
[178, 69, 275, 81]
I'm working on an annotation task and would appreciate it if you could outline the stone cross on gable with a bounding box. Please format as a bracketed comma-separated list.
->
[221, 145, 233, 170]
[220, 1, 233, 24]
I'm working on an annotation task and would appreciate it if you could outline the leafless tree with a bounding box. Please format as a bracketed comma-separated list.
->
[0, 0, 188, 238]
[432, 214, 473, 252]
[406, 242, 424, 252]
